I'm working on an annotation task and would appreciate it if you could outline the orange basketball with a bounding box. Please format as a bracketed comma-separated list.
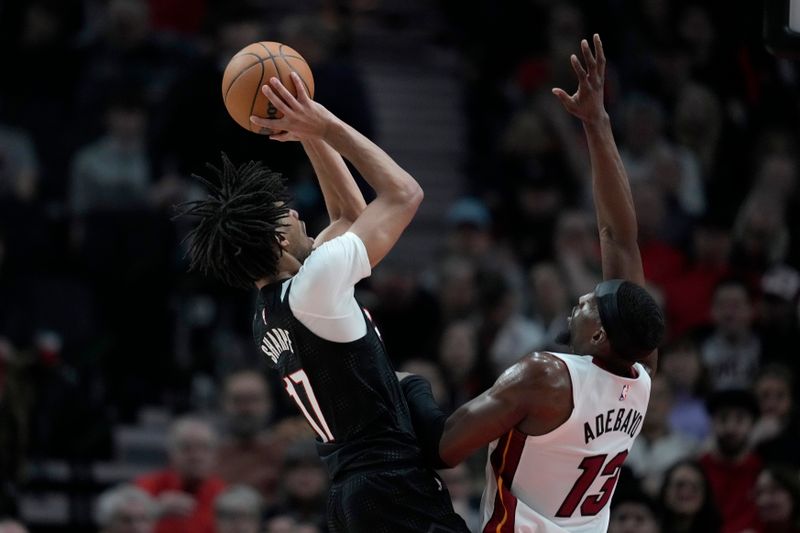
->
[221, 41, 315, 134]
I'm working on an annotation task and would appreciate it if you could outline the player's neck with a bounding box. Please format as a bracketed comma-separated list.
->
[255, 274, 294, 289]
[592, 356, 635, 378]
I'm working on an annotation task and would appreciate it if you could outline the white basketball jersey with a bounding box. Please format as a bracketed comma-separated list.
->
[479, 353, 651, 533]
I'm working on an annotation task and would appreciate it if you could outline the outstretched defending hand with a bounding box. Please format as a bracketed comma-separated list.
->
[552, 34, 607, 124]
[250, 71, 337, 141]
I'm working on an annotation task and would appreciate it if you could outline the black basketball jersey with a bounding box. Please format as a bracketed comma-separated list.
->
[252, 279, 422, 479]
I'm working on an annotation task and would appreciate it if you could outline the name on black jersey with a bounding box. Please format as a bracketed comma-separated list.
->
[583, 408, 644, 444]
[261, 328, 294, 364]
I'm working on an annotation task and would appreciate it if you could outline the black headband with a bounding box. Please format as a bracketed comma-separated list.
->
[595, 279, 646, 359]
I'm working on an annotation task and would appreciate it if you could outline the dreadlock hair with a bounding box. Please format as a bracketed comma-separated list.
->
[176, 154, 292, 289]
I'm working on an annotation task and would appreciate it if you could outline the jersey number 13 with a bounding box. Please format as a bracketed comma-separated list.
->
[555, 450, 628, 517]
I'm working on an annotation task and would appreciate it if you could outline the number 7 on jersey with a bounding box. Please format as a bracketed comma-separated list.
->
[283, 369, 335, 443]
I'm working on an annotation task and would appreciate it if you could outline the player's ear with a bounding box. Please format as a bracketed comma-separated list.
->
[591, 327, 607, 346]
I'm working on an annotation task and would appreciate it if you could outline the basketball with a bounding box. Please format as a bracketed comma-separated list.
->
[221, 41, 315, 134]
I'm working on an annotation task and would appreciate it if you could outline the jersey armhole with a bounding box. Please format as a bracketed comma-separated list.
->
[521, 354, 581, 444]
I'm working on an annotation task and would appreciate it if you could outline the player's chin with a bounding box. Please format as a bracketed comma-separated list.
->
[555, 330, 571, 346]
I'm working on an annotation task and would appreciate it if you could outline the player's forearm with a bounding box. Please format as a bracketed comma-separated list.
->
[322, 118, 423, 205]
[301, 139, 366, 222]
[400, 376, 450, 469]
[583, 114, 638, 246]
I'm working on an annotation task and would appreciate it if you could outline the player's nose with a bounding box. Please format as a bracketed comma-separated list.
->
[289, 209, 299, 219]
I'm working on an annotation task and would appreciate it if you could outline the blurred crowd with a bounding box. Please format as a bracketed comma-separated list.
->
[1, 0, 799, 532]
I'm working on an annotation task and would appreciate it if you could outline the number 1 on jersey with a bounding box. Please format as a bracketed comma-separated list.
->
[283, 369, 334, 443]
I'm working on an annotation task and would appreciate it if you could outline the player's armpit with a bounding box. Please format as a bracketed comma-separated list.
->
[313, 219, 354, 248]
[439, 353, 573, 466]
[439, 361, 531, 467]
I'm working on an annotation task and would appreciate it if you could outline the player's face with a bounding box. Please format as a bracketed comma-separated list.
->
[279, 208, 314, 263]
[567, 292, 603, 354]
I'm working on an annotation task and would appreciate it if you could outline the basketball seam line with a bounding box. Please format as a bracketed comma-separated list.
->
[248, 60, 266, 133]
[278, 44, 312, 95]
[223, 50, 306, 101]
[223, 54, 265, 101]
[259, 42, 284, 127]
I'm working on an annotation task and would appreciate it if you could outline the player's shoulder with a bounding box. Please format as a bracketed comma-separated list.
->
[513, 351, 572, 391]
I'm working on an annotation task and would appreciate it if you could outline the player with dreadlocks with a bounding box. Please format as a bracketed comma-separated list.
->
[179, 72, 469, 533]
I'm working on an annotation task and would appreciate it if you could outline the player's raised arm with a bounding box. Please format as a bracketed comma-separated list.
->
[551, 35, 643, 287]
[252, 72, 422, 267]
[552, 35, 657, 372]
[301, 138, 367, 247]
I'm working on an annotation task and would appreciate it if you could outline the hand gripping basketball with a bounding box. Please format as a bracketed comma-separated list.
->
[250, 72, 337, 142]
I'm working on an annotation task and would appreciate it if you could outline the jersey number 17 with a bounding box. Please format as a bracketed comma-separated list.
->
[283, 369, 335, 443]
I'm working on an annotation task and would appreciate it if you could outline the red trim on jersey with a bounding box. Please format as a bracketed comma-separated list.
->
[483, 429, 526, 533]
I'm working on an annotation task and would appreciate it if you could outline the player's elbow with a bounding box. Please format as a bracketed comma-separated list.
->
[399, 181, 424, 209]
[438, 420, 466, 467]
[438, 442, 461, 468]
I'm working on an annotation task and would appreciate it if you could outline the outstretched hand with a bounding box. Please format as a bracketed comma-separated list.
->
[552, 34, 607, 124]
[250, 72, 336, 141]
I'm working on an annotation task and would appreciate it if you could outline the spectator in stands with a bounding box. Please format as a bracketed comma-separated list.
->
[264, 515, 295, 533]
[663, 216, 732, 337]
[751, 365, 794, 446]
[399, 359, 448, 406]
[0, 124, 38, 204]
[608, 490, 662, 533]
[619, 93, 705, 218]
[264, 515, 321, 533]
[659, 460, 722, 533]
[69, 90, 152, 215]
[699, 389, 762, 533]
[214, 485, 262, 533]
[627, 376, 697, 496]
[216, 371, 283, 505]
[732, 189, 790, 276]
[0, 519, 27, 533]
[438, 321, 483, 408]
[633, 180, 687, 287]
[443, 198, 526, 296]
[701, 280, 762, 390]
[673, 83, 722, 178]
[553, 210, 601, 300]
[659, 338, 712, 443]
[527, 262, 571, 348]
[96, 484, 157, 533]
[267, 439, 327, 528]
[759, 265, 800, 363]
[758, 376, 800, 469]
[368, 267, 441, 363]
[136, 416, 226, 533]
[477, 271, 544, 376]
[755, 465, 800, 533]
[434, 256, 478, 322]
